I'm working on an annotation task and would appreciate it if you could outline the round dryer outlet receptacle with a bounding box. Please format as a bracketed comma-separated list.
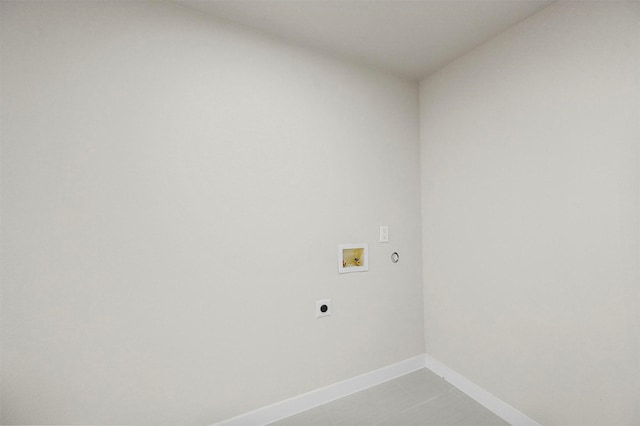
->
[315, 299, 332, 318]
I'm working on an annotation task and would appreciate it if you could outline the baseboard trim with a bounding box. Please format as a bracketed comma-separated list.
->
[424, 354, 540, 426]
[214, 354, 426, 426]
[215, 353, 540, 426]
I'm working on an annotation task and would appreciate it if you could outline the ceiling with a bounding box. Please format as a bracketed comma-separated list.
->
[176, 0, 553, 81]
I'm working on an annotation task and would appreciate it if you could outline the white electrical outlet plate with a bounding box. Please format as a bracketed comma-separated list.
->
[316, 299, 332, 318]
[379, 226, 389, 242]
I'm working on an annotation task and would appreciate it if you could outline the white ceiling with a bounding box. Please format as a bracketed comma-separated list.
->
[177, 0, 553, 81]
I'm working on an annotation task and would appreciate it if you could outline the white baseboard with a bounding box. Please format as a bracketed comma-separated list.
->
[214, 353, 540, 426]
[424, 354, 540, 426]
[214, 354, 425, 426]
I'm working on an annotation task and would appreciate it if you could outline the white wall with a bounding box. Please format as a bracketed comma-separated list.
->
[0, 1, 424, 424]
[420, 2, 639, 425]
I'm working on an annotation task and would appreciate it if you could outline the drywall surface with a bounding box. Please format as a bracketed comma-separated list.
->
[0, 1, 423, 424]
[420, 2, 639, 425]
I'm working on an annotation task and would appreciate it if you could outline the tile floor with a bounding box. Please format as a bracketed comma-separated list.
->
[269, 368, 510, 426]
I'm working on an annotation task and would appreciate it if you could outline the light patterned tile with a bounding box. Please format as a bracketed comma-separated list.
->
[269, 405, 334, 426]
[392, 368, 451, 404]
[476, 411, 511, 426]
[321, 381, 415, 426]
[270, 370, 510, 426]
[446, 388, 511, 423]
[379, 388, 511, 426]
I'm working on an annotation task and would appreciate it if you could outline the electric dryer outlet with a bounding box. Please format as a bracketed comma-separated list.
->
[316, 299, 332, 318]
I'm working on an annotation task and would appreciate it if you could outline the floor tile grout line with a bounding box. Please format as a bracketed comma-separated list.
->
[390, 380, 418, 404]
[391, 369, 452, 408]
[397, 391, 448, 414]
[390, 370, 432, 404]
